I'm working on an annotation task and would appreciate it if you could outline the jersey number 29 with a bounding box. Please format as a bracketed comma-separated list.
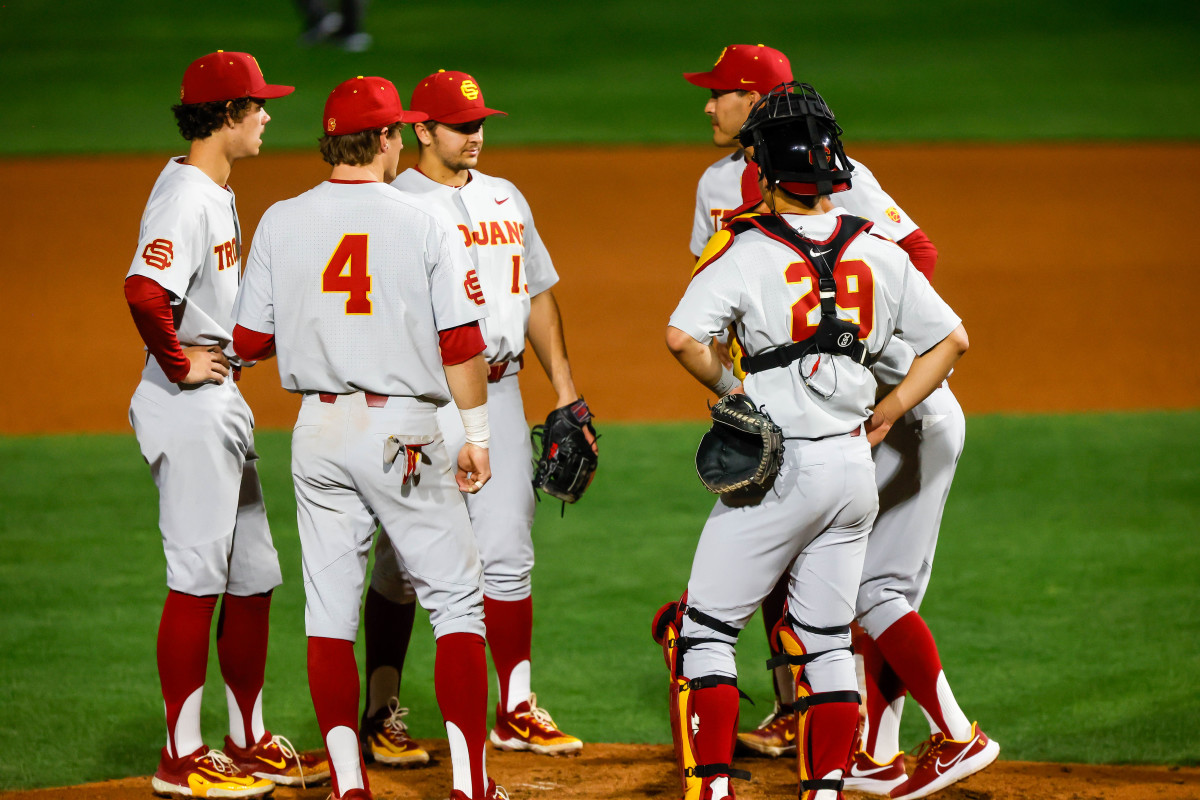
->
[784, 258, 875, 341]
[323, 234, 372, 314]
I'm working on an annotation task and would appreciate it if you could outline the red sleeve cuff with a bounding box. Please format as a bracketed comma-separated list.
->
[897, 229, 939, 281]
[233, 324, 275, 362]
[439, 321, 486, 366]
[124, 275, 189, 383]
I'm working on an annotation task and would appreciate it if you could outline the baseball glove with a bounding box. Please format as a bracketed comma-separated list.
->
[695, 393, 784, 507]
[531, 398, 598, 504]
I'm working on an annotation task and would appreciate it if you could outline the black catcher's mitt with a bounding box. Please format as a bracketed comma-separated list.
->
[531, 398, 598, 504]
[696, 393, 784, 507]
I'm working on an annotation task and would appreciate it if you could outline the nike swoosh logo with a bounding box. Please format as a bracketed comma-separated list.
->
[739, 79, 755, 85]
[199, 769, 255, 785]
[495, 197, 510, 205]
[810, 248, 831, 258]
[850, 762, 894, 777]
[936, 738, 980, 774]
[783, 728, 795, 742]
[511, 724, 530, 738]
[257, 755, 287, 769]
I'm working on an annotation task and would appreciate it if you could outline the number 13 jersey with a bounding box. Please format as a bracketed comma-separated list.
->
[391, 168, 559, 368]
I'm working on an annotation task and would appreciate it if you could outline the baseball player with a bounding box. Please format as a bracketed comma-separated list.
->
[354, 69, 588, 761]
[661, 83, 968, 800]
[720, 165, 999, 797]
[231, 75, 505, 800]
[124, 51, 329, 797]
[684, 44, 941, 758]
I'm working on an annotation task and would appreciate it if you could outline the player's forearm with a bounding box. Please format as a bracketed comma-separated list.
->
[872, 324, 968, 427]
[124, 276, 189, 382]
[527, 290, 579, 406]
[443, 353, 489, 411]
[666, 325, 739, 396]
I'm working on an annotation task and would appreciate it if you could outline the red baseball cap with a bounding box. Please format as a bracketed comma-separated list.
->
[180, 51, 294, 104]
[723, 160, 765, 222]
[684, 44, 792, 94]
[323, 76, 427, 136]
[410, 70, 507, 124]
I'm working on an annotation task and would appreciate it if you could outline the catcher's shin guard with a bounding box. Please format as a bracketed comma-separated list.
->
[768, 618, 860, 799]
[654, 597, 750, 799]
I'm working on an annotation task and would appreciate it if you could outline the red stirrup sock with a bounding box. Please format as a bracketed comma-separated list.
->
[158, 591, 218, 758]
[484, 595, 532, 714]
[216, 591, 272, 748]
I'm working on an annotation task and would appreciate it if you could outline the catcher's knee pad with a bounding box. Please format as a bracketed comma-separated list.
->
[654, 596, 750, 798]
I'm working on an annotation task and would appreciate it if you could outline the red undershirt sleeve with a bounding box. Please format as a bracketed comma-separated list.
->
[124, 275, 190, 383]
[438, 321, 486, 366]
[897, 229, 939, 281]
[232, 325, 276, 362]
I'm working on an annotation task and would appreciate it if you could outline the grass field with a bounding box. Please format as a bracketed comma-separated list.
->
[1, 412, 1198, 789]
[1, 0, 1198, 155]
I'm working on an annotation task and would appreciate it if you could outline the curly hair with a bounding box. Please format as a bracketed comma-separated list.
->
[318, 122, 403, 167]
[172, 97, 259, 142]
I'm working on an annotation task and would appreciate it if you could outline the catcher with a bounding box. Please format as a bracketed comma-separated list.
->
[655, 82, 968, 800]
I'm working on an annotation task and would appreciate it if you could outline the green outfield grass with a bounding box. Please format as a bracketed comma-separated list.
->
[0, 412, 1197, 789]
[1, 0, 1198, 155]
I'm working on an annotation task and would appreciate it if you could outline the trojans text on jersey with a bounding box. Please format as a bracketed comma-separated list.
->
[457, 220, 525, 248]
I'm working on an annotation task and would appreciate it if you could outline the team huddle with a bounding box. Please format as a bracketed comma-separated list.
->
[124, 45, 993, 800]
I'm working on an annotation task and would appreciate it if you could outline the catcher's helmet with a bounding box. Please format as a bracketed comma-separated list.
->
[737, 82, 852, 197]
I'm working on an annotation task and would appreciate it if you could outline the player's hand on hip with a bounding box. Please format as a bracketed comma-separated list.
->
[865, 412, 893, 446]
[181, 345, 231, 385]
[456, 444, 491, 493]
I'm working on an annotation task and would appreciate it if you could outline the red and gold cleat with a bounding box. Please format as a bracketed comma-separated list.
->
[222, 731, 330, 788]
[841, 749, 906, 795]
[361, 699, 430, 766]
[449, 777, 509, 799]
[735, 706, 797, 757]
[488, 694, 582, 755]
[891, 722, 999, 800]
[151, 746, 275, 798]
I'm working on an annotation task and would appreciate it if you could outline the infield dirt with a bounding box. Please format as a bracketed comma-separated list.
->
[1, 143, 1198, 434]
[2, 743, 1198, 799]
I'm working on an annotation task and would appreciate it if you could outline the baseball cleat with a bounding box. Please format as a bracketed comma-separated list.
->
[222, 731, 330, 787]
[890, 722, 999, 799]
[488, 694, 582, 755]
[735, 707, 797, 757]
[151, 746, 275, 798]
[841, 749, 906, 795]
[449, 777, 509, 799]
[360, 699, 431, 766]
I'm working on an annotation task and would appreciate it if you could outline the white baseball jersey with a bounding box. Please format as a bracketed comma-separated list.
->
[671, 209, 960, 439]
[689, 154, 921, 257]
[127, 157, 245, 359]
[391, 168, 558, 367]
[234, 181, 486, 402]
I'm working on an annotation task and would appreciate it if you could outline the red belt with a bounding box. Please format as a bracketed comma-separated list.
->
[488, 355, 523, 383]
[318, 392, 389, 408]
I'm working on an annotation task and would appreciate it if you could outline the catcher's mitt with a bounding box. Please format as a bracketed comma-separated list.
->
[531, 398, 598, 504]
[695, 393, 784, 507]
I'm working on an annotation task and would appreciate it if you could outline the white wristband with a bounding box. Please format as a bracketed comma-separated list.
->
[459, 404, 490, 449]
[713, 366, 740, 397]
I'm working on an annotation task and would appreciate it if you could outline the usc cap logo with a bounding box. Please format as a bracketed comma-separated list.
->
[460, 79, 480, 101]
[327, 117, 337, 132]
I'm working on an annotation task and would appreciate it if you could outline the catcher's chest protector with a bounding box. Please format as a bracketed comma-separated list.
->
[733, 214, 876, 374]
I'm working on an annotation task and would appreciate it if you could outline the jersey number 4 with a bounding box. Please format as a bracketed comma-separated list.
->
[784, 258, 875, 341]
[323, 234, 372, 314]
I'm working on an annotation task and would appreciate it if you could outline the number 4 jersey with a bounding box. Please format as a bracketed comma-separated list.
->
[391, 168, 559, 369]
[233, 180, 487, 401]
[670, 209, 960, 439]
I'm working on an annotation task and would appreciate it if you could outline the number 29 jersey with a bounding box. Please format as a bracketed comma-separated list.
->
[233, 180, 487, 402]
[670, 209, 961, 439]
[391, 168, 559, 367]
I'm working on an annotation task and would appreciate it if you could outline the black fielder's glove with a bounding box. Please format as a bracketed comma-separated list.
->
[695, 393, 784, 507]
[531, 398, 598, 504]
